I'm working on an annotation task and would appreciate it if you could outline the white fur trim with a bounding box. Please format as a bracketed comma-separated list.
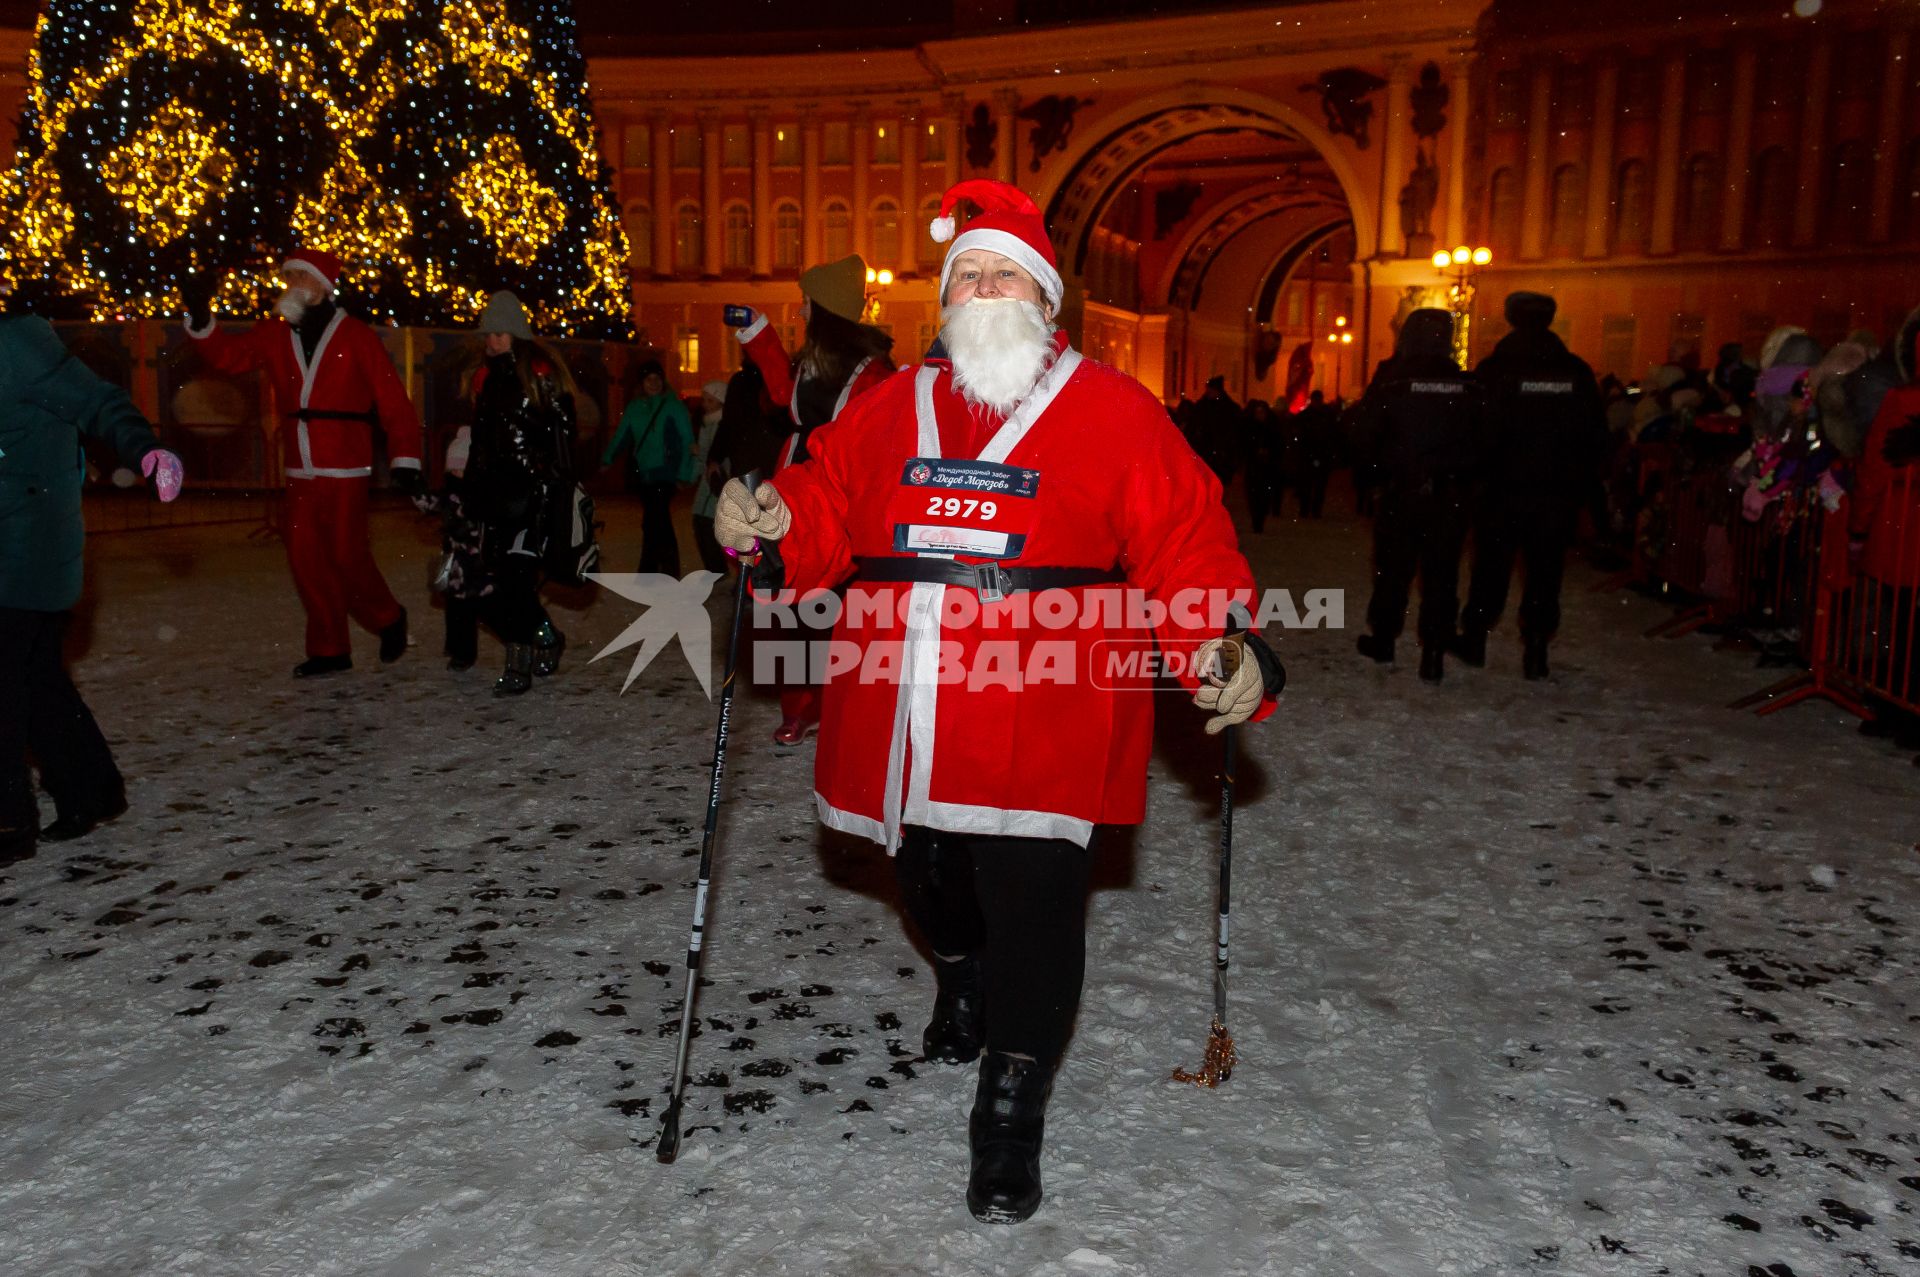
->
[735, 312, 769, 343]
[389, 457, 422, 470]
[939, 227, 1063, 309]
[282, 258, 337, 294]
[929, 215, 956, 243]
[183, 313, 216, 339]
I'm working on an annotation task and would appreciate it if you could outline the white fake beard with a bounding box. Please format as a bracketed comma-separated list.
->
[274, 289, 309, 323]
[942, 298, 1056, 415]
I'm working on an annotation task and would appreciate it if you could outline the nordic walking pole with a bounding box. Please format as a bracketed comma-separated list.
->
[658, 472, 781, 1163]
[1174, 619, 1247, 1089]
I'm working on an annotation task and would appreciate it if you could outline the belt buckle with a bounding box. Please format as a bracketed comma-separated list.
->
[971, 561, 1010, 603]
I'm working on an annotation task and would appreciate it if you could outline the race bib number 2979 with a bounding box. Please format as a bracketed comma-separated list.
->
[885, 457, 1040, 559]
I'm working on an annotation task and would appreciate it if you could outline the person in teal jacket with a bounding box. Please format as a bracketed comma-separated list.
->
[601, 358, 690, 574]
[2, 312, 183, 865]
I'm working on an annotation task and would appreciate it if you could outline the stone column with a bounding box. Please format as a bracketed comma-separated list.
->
[994, 88, 1019, 183]
[1719, 41, 1759, 252]
[1519, 60, 1553, 261]
[1791, 37, 1833, 247]
[1377, 58, 1413, 258]
[802, 112, 822, 267]
[649, 110, 673, 276]
[899, 105, 920, 272]
[700, 110, 723, 277]
[751, 108, 773, 277]
[1582, 57, 1620, 259]
[851, 107, 871, 261]
[1649, 52, 1687, 256]
[1442, 57, 1472, 250]
[944, 93, 965, 186]
[1868, 27, 1911, 244]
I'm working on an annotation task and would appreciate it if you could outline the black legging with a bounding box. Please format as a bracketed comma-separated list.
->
[635, 480, 680, 575]
[894, 825, 1092, 1068]
[1, 608, 124, 834]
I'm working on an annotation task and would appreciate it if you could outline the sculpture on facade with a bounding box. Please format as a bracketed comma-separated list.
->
[1018, 95, 1093, 172]
[1302, 68, 1388, 149]
[965, 103, 997, 171]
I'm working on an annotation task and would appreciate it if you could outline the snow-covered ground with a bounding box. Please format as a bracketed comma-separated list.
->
[3, 493, 1916, 1277]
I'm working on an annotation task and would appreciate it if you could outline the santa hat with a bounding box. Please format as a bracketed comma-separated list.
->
[931, 179, 1063, 311]
[282, 249, 344, 294]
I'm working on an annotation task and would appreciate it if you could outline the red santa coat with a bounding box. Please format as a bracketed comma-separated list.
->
[736, 314, 892, 469]
[1851, 385, 1920, 589]
[768, 336, 1275, 851]
[187, 312, 421, 478]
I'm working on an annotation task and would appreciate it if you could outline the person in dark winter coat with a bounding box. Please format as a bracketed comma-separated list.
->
[459, 291, 575, 695]
[1240, 398, 1285, 531]
[1455, 293, 1607, 679]
[1293, 391, 1339, 518]
[2, 312, 183, 864]
[1188, 376, 1242, 487]
[1350, 308, 1486, 682]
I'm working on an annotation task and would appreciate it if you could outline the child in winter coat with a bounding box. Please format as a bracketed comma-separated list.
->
[416, 426, 493, 670]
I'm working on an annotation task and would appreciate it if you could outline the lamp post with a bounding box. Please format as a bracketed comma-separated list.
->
[1430, 244, 1492, 368]
[1323, 315, 1355, 400]
[863, 265, 894, 325]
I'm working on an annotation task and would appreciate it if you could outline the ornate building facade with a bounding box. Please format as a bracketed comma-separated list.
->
[1, 0, 1912, 402]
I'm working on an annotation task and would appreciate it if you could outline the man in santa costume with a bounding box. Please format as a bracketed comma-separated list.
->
[714, 180, 1283, 1224]
[183, 252, 423, 676]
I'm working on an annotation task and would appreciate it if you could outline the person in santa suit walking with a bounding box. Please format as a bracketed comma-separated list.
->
[182, 251, 423, 677]
[714, 180, 1283, 1224]
[730, 255, 894, 746]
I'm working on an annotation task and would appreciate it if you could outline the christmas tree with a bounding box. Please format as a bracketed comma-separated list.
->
[0, 0, 632, 338]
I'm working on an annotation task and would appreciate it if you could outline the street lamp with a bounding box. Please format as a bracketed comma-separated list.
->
[1323, 316, 1355, 399]
[1432, 245, 1491, 367]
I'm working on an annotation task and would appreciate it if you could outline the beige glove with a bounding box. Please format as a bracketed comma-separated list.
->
[1193, 635, 1263, 735]
[713, 478, 792, 553]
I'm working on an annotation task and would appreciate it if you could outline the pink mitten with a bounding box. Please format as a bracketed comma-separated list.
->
[141, 449, 184, 503]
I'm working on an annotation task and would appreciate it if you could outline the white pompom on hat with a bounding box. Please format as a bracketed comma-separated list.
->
[931, 178, 1063, 310]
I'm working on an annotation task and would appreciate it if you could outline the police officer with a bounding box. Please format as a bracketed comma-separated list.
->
[1455, 293, 1606, 680]
[1351, 308, 1486, 683]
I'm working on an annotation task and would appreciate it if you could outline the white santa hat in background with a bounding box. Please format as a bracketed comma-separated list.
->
[932, 178, 1064, 311]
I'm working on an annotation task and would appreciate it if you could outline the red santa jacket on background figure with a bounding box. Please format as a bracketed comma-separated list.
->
[734, 313, 892, 470]
[766, 330, 1277, 852]
[185, 308, 421, 480]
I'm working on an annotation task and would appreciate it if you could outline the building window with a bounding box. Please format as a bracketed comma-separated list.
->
[917, 322, 937, 359]
[1898, 138, 1920, 242]
[1549, 163, 1585, 257]
[623, 201, 652, 271]
[723, 202, 752, 270]
[1749, 148, 1795, 249]
[723, 124, 751, 169]
[1600, 315, 1637, 381]
[774, 200, 802, 269]
[1676, 153, 1721, 252]
[622, 124, 650, 169]
[1826, 139, 1873, 245]
[1669, 313, 1705, 365]
[1619, 60, 1658, 119]
[873, 122, 899, 164]
[823, 122, 850, 165]
[917, 195, 944, 270]
[674, 326, 700, 380]
[1837, 32, 1882, 100]
[671, 125, 700, 169]
[774, 125, 801, 167]
[823, 199, 852, 259]
[674, 201, 702, 272]
[1687, 50, 1730, 114]
[1492, 71, 1524, 128]
[924, 120, 947, 164]
[1487, 167, 1521, 256]
[1555, 63, 1591, 126]
[870, 198, 900, 268]
[1614, 160, 1651, 254]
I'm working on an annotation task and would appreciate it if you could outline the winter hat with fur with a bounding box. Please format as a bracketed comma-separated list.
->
[931, 179, 1063, 311]
[1504, 291, 1557, 330]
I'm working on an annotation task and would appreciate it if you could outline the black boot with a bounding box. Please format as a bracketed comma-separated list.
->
[1355, 633, 1395, 664]
[41, 791, 128, 843]
[1522, 636, 1550, 680]
[1450, 628, 1486, 667]
[0, 826, 35, 868]
[967, 1051, 1053, 1224]
[533, 619, 566, 677]
[379, 608, 409, 663]
[495, 643, 535, 696]
[293, 654, 352, 678]
[1419, 646, 1444, 683]
[923, 955, 984, 1065]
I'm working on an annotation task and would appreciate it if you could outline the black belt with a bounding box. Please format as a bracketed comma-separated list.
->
[290, 408, 379, 423]
[853, 556, 1123, 602]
